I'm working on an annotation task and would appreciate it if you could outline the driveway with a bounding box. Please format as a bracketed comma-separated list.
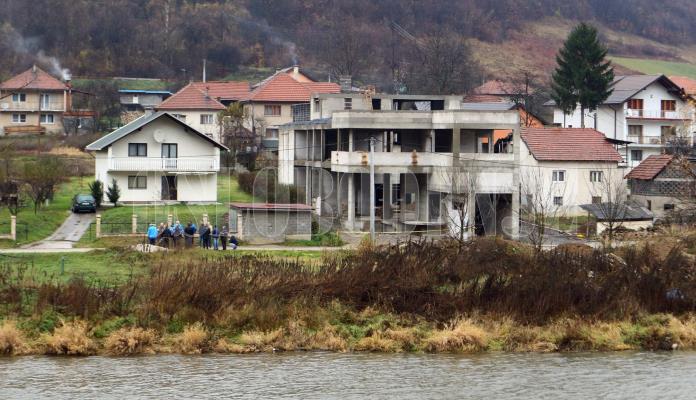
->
[519, 221, 591, 248]
[22, 212, 95, 250]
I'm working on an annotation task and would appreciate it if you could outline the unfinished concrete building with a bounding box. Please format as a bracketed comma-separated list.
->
[278, 93, 521, 238]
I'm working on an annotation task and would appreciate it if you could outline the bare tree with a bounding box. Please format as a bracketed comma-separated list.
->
[219, 102, 250, 169]
[520, 167, 567, 252]
[21, 156, 68, 214]
[587, 167, 629, 242]
[436, 166, 479, 246]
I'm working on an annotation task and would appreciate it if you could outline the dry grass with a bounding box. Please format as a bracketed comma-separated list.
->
[238, 328, 283, 351]
[213, 338, 253, 354]
[42, 320, 96, 356]
[174, 323, 209, 354]
[668, 315, 696, 348]
[0, 320, 27, 355]
[423, 319, 488, 353]
[355, 333, 401, 352]
[48, 146, 89, 157]
[104, 327, 157, 355]
[307, 325, 348, 352]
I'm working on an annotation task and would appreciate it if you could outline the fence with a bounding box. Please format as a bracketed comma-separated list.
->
[0, 216, 24, 241]
[87, 213, 215, 239]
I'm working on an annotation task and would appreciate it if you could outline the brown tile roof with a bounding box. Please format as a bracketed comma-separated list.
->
[189, 81, 249, 100]
[625, 154, 674, 180]
[521, 128, 623, 162]
[669, 76, 696, 95]
[242, 73, 340, 102]
[462, 94, 507, 103]
[157, 83, 226, 110]
[0, 66, 67, 90]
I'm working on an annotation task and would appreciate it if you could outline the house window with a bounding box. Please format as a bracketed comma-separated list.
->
[661, 100, 676, 111]
[344, 98, 353, 110]
[313, 98, 321, 114]
[128, 176, 147, 189]
[631, 150, 643, 162]
[128, 143, 147, 157]
[173, 114, 187, 122]
[627, 98, 643, 110]
[132, 95, 139, 104]
[40, 94, 50, 108]
[590, 171, 603, 183]
[200, 114, 214, 125]
[11, 114, 26, 123]
[11, 93, 26, 103]
[552, 170, 566, 182]
[628, 125, 643, 141]
[40, 114, 54, 124]
[553, 196, 563, 206]
[664, 203, 675, 211]
[264, 105, 281, 116]
[592, 196, 602, 204]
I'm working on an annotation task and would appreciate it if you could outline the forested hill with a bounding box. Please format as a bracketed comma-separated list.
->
[1, 0, 695, 92]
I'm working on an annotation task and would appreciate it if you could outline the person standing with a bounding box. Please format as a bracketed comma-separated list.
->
[147, 223, 158, 245]
[220, 225, 229, 250]
[200, 223, 210, 249]
[212, 225, 220, 250]
[184, 223, 195, 248]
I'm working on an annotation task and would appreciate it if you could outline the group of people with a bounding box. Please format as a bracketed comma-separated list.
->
[146, 220, 238, 250]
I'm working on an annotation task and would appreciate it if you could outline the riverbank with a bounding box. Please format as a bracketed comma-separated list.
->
[2, 237, 696, 356]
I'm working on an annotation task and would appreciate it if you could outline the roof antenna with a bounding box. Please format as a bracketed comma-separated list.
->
[202, 58, 207, 83]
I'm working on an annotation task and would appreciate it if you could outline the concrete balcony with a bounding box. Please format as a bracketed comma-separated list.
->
[0, 101, 65, 112]
[330, 151, 514, 173]
[108, 157, 219, 172]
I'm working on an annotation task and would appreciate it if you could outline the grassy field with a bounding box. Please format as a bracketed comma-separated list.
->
[0, 177, 92, 248]
[610, 56, 696, 79]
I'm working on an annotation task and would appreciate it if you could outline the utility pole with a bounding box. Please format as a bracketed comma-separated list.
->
[369, 136, 376, 241]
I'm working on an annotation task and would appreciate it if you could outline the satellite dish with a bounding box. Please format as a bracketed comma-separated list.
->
[0, 103, 8, 110]
[153, 129, 166, 143]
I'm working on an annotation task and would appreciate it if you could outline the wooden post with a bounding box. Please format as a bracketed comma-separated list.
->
[96, 214, 102, 238]
[132, 214, 137, 234]
[10, 215, 16, 241]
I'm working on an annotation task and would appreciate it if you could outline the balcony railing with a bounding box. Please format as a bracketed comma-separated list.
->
[625, 109, 687, 119]
[0, 101, 65, 112]
[330, 151, 514, 168]
[108, 157, 219, 172]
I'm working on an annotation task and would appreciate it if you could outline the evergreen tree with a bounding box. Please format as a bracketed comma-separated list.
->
[551, 23, 614, 128]
[88, 179, 104, 208]
[106, 178, 121, 206]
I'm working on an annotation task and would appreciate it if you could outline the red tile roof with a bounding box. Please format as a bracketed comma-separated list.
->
[462, 94, 507, 103]
[157, 83, 226, 110]
[242, 73, 340, 102]
[625, 154, 674, 180]
[521, 128, 623, 162]
[189, 81, 249, 100]
[669, 76, 696, 96]
[0, 66, 67, 90]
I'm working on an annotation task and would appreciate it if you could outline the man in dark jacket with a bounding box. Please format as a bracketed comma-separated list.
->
[199, 224, 211, 249]
[184, 222, 195, 248]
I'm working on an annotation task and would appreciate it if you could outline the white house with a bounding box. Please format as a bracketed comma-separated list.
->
[278, 92, 522, 238]
[546, 75, 694, 168]
[520, 127, 625, 216]
[86, 112, 228, 203]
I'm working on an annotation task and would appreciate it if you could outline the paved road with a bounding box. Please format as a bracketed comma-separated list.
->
[21, 212, 95, 250]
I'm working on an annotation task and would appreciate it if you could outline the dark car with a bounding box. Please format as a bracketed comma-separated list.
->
[72, 194, 96, 213]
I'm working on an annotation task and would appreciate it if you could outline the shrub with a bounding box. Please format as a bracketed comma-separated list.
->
[423, 319, 488, 352]
[42, 320, 96, 356]
[104, 327, 157, 355]
[174, 323, 208, 354]
[106, 178, 121, 206]
[0, 320, 26, 355]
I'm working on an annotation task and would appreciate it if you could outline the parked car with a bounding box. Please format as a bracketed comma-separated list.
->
[72, 194, 96, 213]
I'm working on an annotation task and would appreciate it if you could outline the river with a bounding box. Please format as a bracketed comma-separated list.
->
[1, 351, 694, 399]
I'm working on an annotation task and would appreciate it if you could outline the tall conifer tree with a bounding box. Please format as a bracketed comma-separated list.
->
[551, 23, 614, 128]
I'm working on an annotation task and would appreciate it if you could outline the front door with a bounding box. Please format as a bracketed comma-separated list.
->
[161, 143, 178, 169]
[161, 176, 177, 200]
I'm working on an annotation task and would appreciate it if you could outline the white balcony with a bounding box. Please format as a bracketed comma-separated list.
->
[625, 109, 688, 120]
[108, 157, 219, 172]
[0, 101, 65, 112]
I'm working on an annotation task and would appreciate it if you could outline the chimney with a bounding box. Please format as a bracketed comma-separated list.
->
[293, 65, 299, 76]
[339, 75, 352, 93]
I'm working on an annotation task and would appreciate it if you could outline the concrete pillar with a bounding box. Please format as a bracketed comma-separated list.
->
[348, 129, 354, 152]
[320, 128, 325, 160]
[337, 128, 342, 152]
[452, 126, 460, 161]
[10, 215, 16, 241]
[467, 191, 476, 236]
[488, 131, 494, 153]
[510, 126, 521, 239]
[95, 214, 101, 238]
[383, 174, 392, 220]
[305, 166, 311, 204]
[132, 214, 137, 234]
[429, 129, 435, 152]
[337, 172, 342, 217]
[418, 174, 428, 222]
[389, 131, 394, 152]
[383, 130, 388, 152]
[347, 173, 355, 228]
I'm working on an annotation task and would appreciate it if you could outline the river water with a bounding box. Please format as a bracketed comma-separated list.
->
[1, 351, 695, 399]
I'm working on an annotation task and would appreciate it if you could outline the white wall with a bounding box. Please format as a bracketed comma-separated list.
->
[520, 141, 625, 215]
[165, 110, 220, 141]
